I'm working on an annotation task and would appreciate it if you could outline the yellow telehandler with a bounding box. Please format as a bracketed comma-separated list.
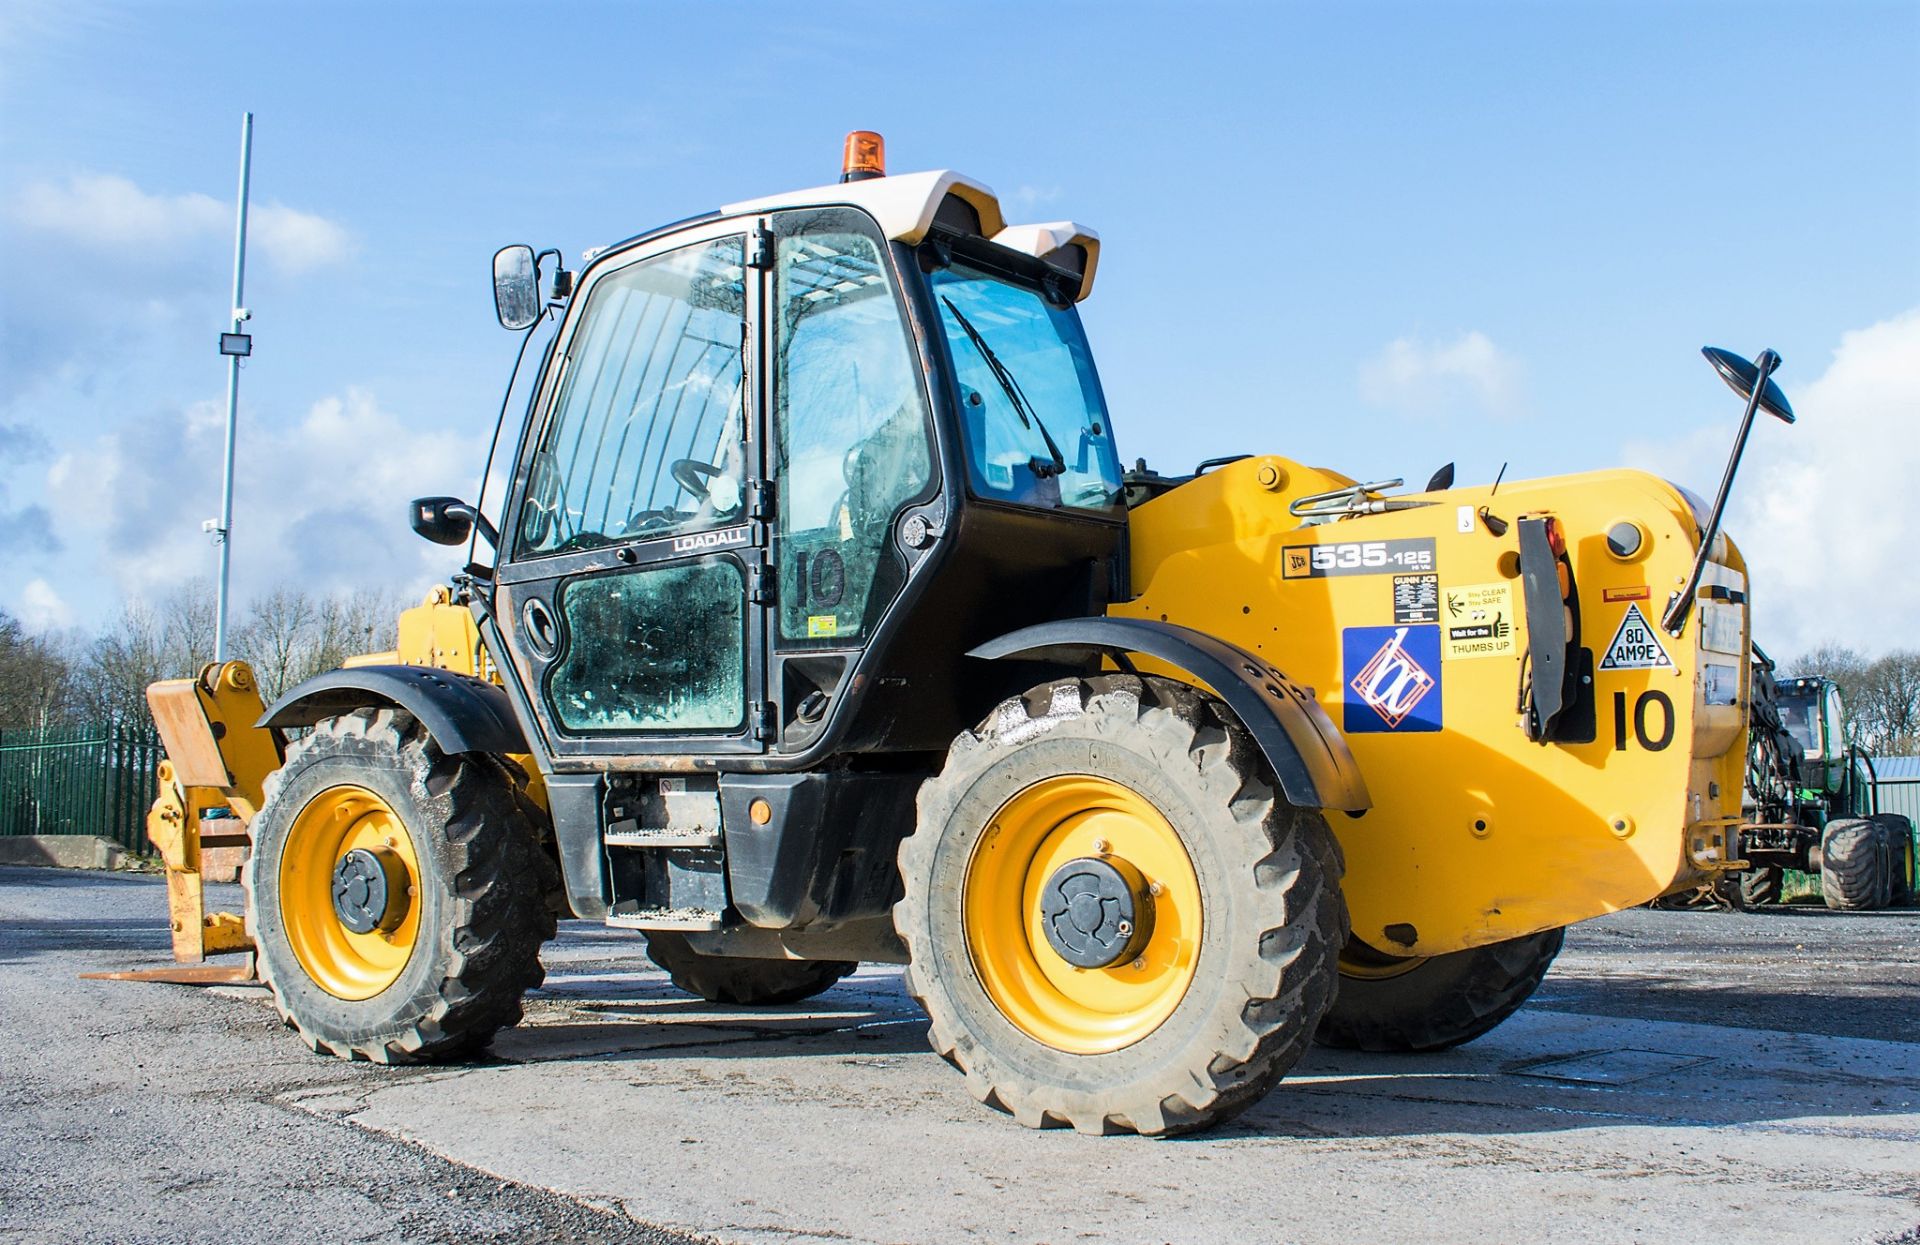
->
[132, 132, 1790, 1135]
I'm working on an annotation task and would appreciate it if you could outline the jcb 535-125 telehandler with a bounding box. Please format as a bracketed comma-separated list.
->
[134, 133, 1791, 1136]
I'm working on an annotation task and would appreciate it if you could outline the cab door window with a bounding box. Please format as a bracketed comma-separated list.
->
[547, 560, 746, 733]
[772, 222, 933, 645]
[517, 235, 747, 557]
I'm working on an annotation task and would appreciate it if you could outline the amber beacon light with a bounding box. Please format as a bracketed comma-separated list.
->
[841, 130, 886, 182]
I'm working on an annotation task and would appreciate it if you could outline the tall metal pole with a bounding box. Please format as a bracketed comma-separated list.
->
[214, 112, 253, 660]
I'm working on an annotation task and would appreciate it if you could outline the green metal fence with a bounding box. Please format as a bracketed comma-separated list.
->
[0, 723, 162, 853]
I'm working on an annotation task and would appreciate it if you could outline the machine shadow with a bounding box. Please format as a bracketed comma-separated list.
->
[505, 934, 1920, 1144]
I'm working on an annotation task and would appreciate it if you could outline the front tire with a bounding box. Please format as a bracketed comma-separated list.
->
[1316, 928, 1564, 1053]
[644, 932, 854, 1005]
[896, 675, 1347, 1136]
[246, 709, 555, 1062]
[1821, 818, 1889, 911]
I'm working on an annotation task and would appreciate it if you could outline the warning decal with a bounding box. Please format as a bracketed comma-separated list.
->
[1598, 602, 1673, 671]
[1343, 625, 1443, 733]
[1393, 574, 1439, 624]
[1442, 581, 1517, 661]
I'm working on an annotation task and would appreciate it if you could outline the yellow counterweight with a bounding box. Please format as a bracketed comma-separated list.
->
[1114, 455, 1747, 958]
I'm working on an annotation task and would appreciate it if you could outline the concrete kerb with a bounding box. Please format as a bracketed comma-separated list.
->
[0, 835, 128, 870]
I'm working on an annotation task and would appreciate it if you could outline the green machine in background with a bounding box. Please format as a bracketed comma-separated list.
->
[1741, 652, 1915, 909]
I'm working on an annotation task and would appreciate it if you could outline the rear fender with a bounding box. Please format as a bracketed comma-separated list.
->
[968, 618, 1370, 813]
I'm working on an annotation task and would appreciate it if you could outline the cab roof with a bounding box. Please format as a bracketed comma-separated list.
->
[722, 168, 1101, 301]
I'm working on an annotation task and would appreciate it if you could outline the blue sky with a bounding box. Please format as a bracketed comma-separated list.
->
[1, 1, 1915, 656]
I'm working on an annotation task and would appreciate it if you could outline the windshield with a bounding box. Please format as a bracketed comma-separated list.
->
[1778, 690, 1821, 759]
[928, 259, 1122, 513]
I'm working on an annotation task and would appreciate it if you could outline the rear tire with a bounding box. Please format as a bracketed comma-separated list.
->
[1871, 814, 1915, 906]
[1316, 928, 1564, 1053]
[896, 675, 1347, 1136]
[1739, 865, 1784, 909]
[1820, 818, 1889, 910]
[246, 708, 555, 1062]
[644, 932, 854, 1005]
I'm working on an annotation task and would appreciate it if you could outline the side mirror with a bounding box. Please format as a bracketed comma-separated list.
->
[410, 496, 496, 548]
[1703, 347, 1795, 424]
[493, 244, 540, 330]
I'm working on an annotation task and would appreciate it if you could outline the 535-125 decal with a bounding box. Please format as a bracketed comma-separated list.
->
[1282, 538, 1436, 579]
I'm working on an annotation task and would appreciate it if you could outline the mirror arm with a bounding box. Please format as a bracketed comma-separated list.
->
[1662, 349, 1780, 636]
[447, 502, 499, 551]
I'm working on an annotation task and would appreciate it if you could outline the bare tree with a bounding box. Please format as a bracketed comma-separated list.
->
[72, 599, 168, 728]
[306, 587, 407, 679]
[235, 584, 411, 702]
[156, 577, 218, 675]
[0, 582, 414, 735]
[1854, 651, 1920, 755]
[0, 612, 76, 728]
[233, 586, 319, 704]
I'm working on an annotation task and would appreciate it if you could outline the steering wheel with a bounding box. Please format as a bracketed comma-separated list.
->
[619, 508, 681, 537]
[671, 458, 723, 501]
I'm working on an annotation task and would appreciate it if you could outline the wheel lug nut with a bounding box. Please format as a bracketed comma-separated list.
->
[1131, 956, 1146, 970]
[1148, 880, 1164, 897]
[1116, 920, 1133, 936]
[1092, 839, 1110, 855]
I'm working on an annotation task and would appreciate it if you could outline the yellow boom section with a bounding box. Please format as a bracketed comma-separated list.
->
[143, 661, 282, 965]
[1114, 455, 1748, 959]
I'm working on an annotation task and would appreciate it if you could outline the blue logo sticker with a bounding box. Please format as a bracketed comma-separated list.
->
[1343, 625, 1443, 733]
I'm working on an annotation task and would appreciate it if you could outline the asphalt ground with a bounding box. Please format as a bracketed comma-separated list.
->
[2, 863, 1916, 1245]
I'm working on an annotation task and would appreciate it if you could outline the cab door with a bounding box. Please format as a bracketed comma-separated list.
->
[494, 222, 767, 760]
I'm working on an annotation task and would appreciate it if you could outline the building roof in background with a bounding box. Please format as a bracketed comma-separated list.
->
[1871, 755, 1920, 781]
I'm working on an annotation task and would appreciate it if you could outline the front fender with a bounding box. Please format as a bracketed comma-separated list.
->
[258, 665, 526, 756]
[968, 618, 1370, 813]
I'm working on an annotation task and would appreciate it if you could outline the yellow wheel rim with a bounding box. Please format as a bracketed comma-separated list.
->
[1338, 939, 1426, 981]
[279, 784, 421, 1001]
[963, 775, 1201, 1054]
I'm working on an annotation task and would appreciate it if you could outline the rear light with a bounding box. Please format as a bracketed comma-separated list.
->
[1543, 515, 1567, 558]
[841, 130, 885, 182]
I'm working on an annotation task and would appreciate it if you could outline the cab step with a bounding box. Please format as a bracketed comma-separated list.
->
[603, 826, 722, 850]
[605, 906, 725, 932]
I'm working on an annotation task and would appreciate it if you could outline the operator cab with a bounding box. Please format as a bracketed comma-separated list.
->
[475, 134, 1126, 771]
[1779, 677, 1848, 789]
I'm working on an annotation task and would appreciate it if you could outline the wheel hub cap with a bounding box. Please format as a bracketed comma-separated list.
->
[331, 846, 405, 935]
[1039, 856, 1151, 969]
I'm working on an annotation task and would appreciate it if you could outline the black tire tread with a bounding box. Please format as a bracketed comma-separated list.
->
[1317, 927, 1564, 1053]
[644, 932, 854, 1006]
[1739, 865, 1784, 909]
[246, 708, 555, 1063]
[1821, 818, 1887, 911]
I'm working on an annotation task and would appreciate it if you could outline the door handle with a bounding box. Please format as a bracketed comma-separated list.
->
[522, 597, 559, 661]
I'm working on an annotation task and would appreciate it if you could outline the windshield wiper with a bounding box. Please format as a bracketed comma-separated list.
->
[941, 296, 1068, 478]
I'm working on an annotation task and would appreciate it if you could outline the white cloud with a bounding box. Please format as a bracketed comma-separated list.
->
[248, 204, 353, 274]
[58, 389, 474, 607]
[17, 578, 72, 631]
[1008, 184, 1064, 213]
[7, 173, 351, 273]
[1359, 330, 1525, 419]
[1626, 309, 1920, 659]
